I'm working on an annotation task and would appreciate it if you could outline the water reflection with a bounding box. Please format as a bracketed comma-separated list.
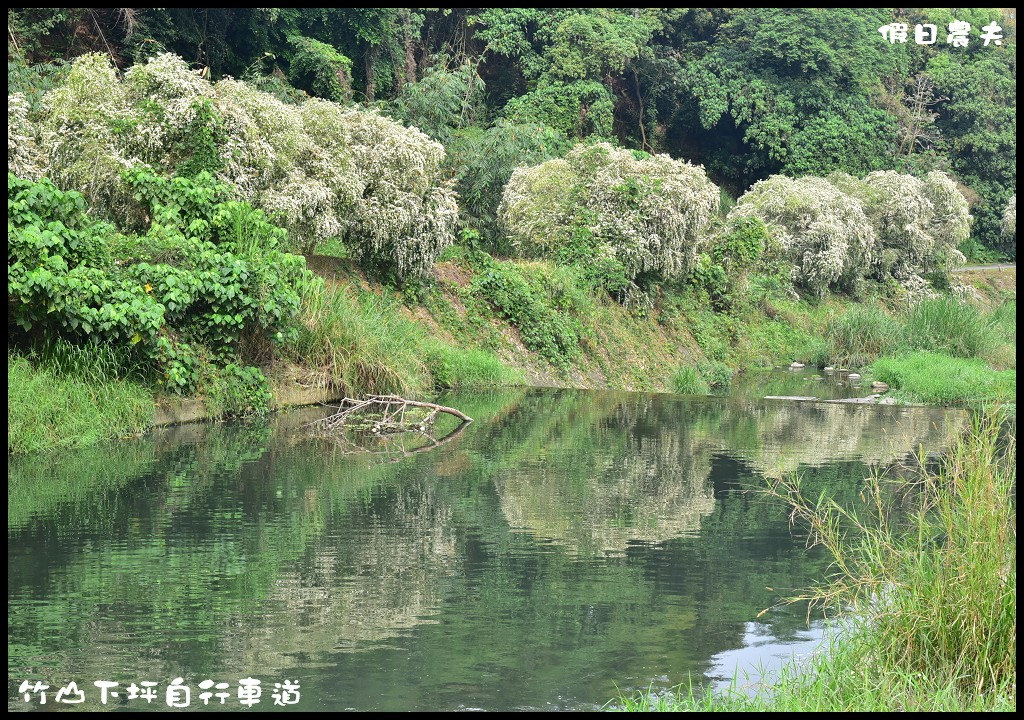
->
[8, 389, 963, 711]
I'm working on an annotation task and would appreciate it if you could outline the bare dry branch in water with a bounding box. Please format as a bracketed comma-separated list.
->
[303, 395, 472, 458]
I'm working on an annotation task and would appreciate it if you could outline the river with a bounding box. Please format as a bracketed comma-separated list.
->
[7, 387, 963, 711]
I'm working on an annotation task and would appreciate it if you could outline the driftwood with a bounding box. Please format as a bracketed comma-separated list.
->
[303, 395, 472, 457]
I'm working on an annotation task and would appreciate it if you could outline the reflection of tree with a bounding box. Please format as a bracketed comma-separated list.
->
[235, 481, 459, 671]
[695, 399, 963, 476]
[487, 393, 962, 553]
[493, 401, 717, 552]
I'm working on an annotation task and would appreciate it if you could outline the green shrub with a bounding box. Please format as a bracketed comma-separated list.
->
[205, 363, 273, 418]
[468, 254, 585, 368]
[286, 35, 352, 102]
[8, 172, 311, 394]
[698, 358, 734, 388]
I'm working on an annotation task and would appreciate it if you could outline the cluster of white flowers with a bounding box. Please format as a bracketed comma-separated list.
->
[921, 171, 971, 262]
[34, 54, 138, 219]
[729, 175, 874, 296]
[11, 53, 457, 279]
[1003, 195, 1016, 239]
[499, 143, 719, 281]
[7, 93, 42, 180]
[731, 170, 973, 296]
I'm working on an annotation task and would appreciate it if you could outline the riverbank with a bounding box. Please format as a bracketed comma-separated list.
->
[613, 408, 1016, 712]
[7, 260, 1015, 454]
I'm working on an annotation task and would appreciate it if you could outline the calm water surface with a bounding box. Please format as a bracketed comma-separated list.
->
[8, 389, 962, 711]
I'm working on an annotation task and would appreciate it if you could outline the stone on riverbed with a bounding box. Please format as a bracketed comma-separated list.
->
[789, 362, 806, 369]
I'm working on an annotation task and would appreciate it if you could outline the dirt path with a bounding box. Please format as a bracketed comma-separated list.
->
[954, 263, 1016, 271]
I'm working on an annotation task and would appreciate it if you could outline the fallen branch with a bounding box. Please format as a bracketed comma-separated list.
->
[304, 394, 472, 436]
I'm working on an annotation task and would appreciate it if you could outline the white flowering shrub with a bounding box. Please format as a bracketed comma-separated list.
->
[729, 175, 875, 296]
[7, 93, 42, 180]
[498, 143, 719, 283]
[12, 53, 457, 280]
[830, 170, 969, 278]
[1003, 195, 1016, 239]
[922, 171, 972, 257]
[343, 108, 459, 278]
[33, 53, 138, 220]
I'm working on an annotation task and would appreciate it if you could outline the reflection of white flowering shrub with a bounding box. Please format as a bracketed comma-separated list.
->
[1003, 195, 1016, 239]
[499, 143, 719, 282]
[729, 175, 874, 296]
[13, 53, 457, 279]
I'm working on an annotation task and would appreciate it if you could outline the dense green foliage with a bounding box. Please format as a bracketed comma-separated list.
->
[8, 8, 1015, 256]
[8, 171, 310, 403]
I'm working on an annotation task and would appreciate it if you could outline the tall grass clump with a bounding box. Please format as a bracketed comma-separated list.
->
[671, 366, 710, 395]
[900, 296, 993, 359]
[988, 299, 1016, 345]
[614, 408, 1016, 711]
[784, 408, 1014, 697]
[421, 341, 524, 389]
[825, 304, 899, 367]
[9, 343, 156, 454]
[285, 280, 430, 395]
[286, 279, 521, 395]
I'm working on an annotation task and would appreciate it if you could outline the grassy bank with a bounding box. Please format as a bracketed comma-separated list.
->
[9, 345, 156, 454]
[8, 260, 1015, 453]
[613, 408, 1016, 711]
[8, 220, 1015, 455]
[870, 352, 1016, 405]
